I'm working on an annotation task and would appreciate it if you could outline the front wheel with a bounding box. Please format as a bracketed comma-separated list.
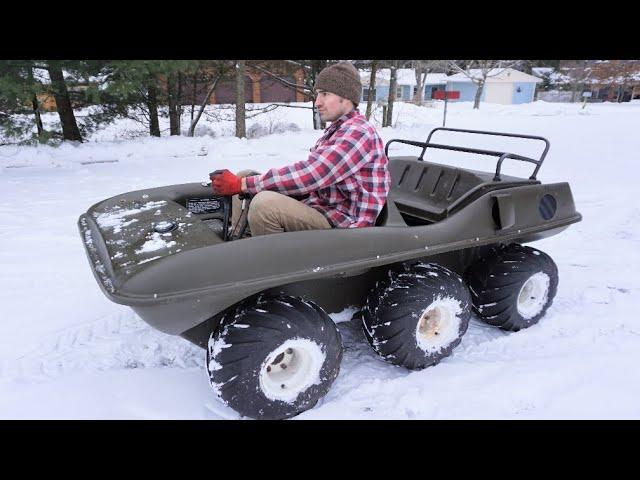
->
[465, 243, 559, 331]
[206, 294, 342, 420]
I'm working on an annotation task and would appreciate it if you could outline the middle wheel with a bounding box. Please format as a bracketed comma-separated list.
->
[362, 262, 471, 370]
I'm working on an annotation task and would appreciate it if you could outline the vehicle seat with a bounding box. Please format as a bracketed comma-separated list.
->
[384, 157, 537, 225]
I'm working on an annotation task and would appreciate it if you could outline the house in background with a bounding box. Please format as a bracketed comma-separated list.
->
[360, 69, 448, 103]
[445, 68, 542, 104]
[360, 68, 542, 105]
[206, 61, 309, 105]
[422, 73, 449, 99]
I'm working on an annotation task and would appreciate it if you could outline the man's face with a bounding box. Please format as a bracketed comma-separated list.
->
[314, 90, 354, 122]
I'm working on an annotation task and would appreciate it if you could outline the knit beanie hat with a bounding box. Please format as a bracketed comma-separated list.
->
[315, 62, 362, 106]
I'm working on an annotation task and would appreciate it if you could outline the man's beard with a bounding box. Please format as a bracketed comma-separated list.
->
[321, 111, 340, 122]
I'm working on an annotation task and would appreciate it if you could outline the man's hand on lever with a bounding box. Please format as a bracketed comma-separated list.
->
[209, 169, 242, 196]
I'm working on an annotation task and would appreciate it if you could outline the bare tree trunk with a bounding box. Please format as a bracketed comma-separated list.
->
[28, 67, 44, 137]
[412, 62, 426, 105]
[188, 72, 222, 137]
[413, 75, 425, 105]
[235, 60, 246, 138]
[473, 79, 485, 109]
[47, 62, 82, 142]
[386, 63, 398, 127]
[31, 94, 44, 137]
[366, 60, 378, 120]
[190, 69, 198, 123]
[167, 72, 180, 136]
[617, 83, 625, 102]
[448, 59, 520, 110]
[146, 75, 161, 137]
[177, 71, 183, 133]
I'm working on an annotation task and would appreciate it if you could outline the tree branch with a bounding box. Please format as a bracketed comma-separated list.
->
[187, 73, 223, 136]
[247, 63, 313, 97]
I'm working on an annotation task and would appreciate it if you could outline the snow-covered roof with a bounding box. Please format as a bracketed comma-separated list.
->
[447, 68, 542, 84]
[423, 73, 449, 84]
[360, 69, 448, 87]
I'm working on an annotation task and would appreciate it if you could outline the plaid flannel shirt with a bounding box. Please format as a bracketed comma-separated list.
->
[244, 110, 390, 228]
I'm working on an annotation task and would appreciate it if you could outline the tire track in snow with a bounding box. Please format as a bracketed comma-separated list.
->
[1, 310, 204, 383]
[322, 312, 509, 409]
[0, 304, 551, 400]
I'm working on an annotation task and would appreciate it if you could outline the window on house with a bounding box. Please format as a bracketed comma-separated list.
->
[363, 87, 376, 101]
[396, 86, 403, 99]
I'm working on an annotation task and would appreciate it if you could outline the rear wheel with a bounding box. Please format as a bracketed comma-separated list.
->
[206, 294, 342, 420]
[465, 243, 559, 331]
[362, 263, 471, 370]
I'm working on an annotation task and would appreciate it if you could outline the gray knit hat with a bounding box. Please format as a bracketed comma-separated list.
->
[315, 62, 362, 106]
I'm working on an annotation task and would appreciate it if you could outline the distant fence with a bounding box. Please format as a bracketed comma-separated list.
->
[536, 90, 575, 103]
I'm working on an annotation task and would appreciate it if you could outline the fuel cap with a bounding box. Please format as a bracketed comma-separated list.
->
[154, 221, 177, 234]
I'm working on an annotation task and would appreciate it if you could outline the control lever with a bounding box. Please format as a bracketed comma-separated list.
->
[205, 170, 233, 240]
[207, 170, 254, 240]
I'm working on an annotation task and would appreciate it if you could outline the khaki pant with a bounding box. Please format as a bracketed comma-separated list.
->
[232, 170, 331, 237]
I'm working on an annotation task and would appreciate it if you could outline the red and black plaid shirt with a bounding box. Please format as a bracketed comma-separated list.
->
[244, 110, 390, 228]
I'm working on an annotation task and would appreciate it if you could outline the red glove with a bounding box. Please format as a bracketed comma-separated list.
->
[210, 169, 242, 196]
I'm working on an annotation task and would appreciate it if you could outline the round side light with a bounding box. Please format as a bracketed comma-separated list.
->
[539, 194, 557, 220]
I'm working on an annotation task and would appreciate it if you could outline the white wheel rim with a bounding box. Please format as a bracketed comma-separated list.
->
[415, 296, 463, 353]
[259, 339, 325, 404]
[517, 272, 550, 319]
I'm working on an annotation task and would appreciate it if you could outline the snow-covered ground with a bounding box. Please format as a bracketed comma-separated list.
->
[1, 100, 639, 419]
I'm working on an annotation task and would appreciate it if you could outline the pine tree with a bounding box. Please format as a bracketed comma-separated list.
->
[104, 61, 168, 137]
[1, 60, 124, 144]
[0, 60, 61, 144]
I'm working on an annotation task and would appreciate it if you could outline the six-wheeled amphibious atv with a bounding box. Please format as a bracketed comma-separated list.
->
[78, 127, 582, 419]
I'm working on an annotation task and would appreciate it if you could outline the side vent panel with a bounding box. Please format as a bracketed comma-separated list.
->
[492, 193, 515, 230]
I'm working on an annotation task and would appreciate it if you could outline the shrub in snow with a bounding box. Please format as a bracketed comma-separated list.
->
[246, 123, 269, 139]
[192, 125, 217, 138]
[247, 122, 300, 139]
[272, 122, 300, 135]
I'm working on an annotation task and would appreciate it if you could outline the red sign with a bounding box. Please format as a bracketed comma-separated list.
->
[432, 90, 460, 100]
